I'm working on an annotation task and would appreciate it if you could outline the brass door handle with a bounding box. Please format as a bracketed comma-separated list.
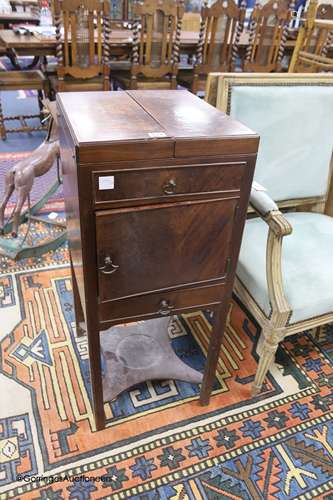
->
[163, 179, 176, 195]
[159, 299, 174, 315]
[99, 256, 119, 275]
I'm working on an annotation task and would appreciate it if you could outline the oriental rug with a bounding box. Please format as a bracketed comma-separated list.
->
[0, 207, 333, 500]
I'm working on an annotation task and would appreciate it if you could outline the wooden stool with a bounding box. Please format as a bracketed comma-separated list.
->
[0, 70, 46, 140]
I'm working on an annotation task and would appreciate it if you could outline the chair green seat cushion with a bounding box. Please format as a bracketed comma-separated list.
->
[237, 212, 333, 324]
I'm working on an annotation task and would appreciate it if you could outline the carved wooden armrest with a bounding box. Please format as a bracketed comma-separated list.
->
[265, 210, 293, 237]
[250, 183, 293, 236]
[250, 183, 292, 323]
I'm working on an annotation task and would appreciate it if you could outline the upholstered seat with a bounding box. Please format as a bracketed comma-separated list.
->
[238, 212, 333, 324]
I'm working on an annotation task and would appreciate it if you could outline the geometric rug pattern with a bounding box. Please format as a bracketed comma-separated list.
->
[1, 210, 333, 499]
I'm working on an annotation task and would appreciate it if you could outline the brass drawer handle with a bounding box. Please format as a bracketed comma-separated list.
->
[163, 179, 176, 195]
[99, 256, 119, 275]
[159, 299, 174, 315]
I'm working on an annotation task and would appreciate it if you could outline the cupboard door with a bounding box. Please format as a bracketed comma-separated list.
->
[96, 197, 238, 302]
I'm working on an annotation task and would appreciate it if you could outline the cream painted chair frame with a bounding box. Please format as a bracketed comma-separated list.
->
[289, 0, 333, 72]
[206, 72, 333, 395]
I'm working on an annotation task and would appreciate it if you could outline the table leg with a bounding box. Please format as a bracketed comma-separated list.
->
[0, 95, 6, 140]
[73, 257, 105, 429]
[70, 256, 86, 338]
[86, 307, 106, 431]
[200, 300, 230, 405]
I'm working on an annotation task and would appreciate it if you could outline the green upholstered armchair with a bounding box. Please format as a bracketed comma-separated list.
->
[214, 73, 333, 396]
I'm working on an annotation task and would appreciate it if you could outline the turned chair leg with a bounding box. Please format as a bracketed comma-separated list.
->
[0, 93, 6, 140]
[37, 89, 45, 122]
[252, 331, 281, 397]
[191, 74, 199, 94]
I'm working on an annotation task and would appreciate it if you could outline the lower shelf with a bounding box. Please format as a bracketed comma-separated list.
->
[100, 316, 203, 402]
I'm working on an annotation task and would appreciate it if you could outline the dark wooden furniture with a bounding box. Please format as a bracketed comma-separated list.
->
[244, 0, 293, 72]
[53, 0, 111, 91]
[179, 0, 246, 93]
[0, 70, 46, 140]
[112, 0, 185, 90]
[57, 89, 258, 431]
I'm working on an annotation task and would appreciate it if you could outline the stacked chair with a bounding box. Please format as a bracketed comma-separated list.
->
[53, 0, 112, 91]
[244, 0, 293, 72]
[179, 0, 246, 93]
[0, 70, 46, 140]
[289, 0, 333, 72]
[111, 0, 185, 89]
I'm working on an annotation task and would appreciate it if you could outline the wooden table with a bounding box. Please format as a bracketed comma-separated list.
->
[0, 28, 200, 52]
[0, 27, 296, 70]
[58, 89, 259, 430]
[0, 28, 202, 68]
[0, 11, 39, 28]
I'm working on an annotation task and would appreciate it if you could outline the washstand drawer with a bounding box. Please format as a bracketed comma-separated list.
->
[93, 162, 246, 205]
[99, 284, 224, 324]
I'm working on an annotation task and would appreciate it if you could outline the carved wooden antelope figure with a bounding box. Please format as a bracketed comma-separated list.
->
[0, 116, 59, 238]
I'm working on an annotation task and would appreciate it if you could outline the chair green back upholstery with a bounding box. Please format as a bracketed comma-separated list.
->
[227, 84, 333, 202]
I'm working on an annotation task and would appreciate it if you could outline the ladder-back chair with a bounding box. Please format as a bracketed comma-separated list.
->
[54, 0, 111, 91]
[244, 0, 293, 72]
[112, 0, 184, 89]
[289, 0, 333, 72]
[183, 0, 245, 93]
[0, 70, 46, 140]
